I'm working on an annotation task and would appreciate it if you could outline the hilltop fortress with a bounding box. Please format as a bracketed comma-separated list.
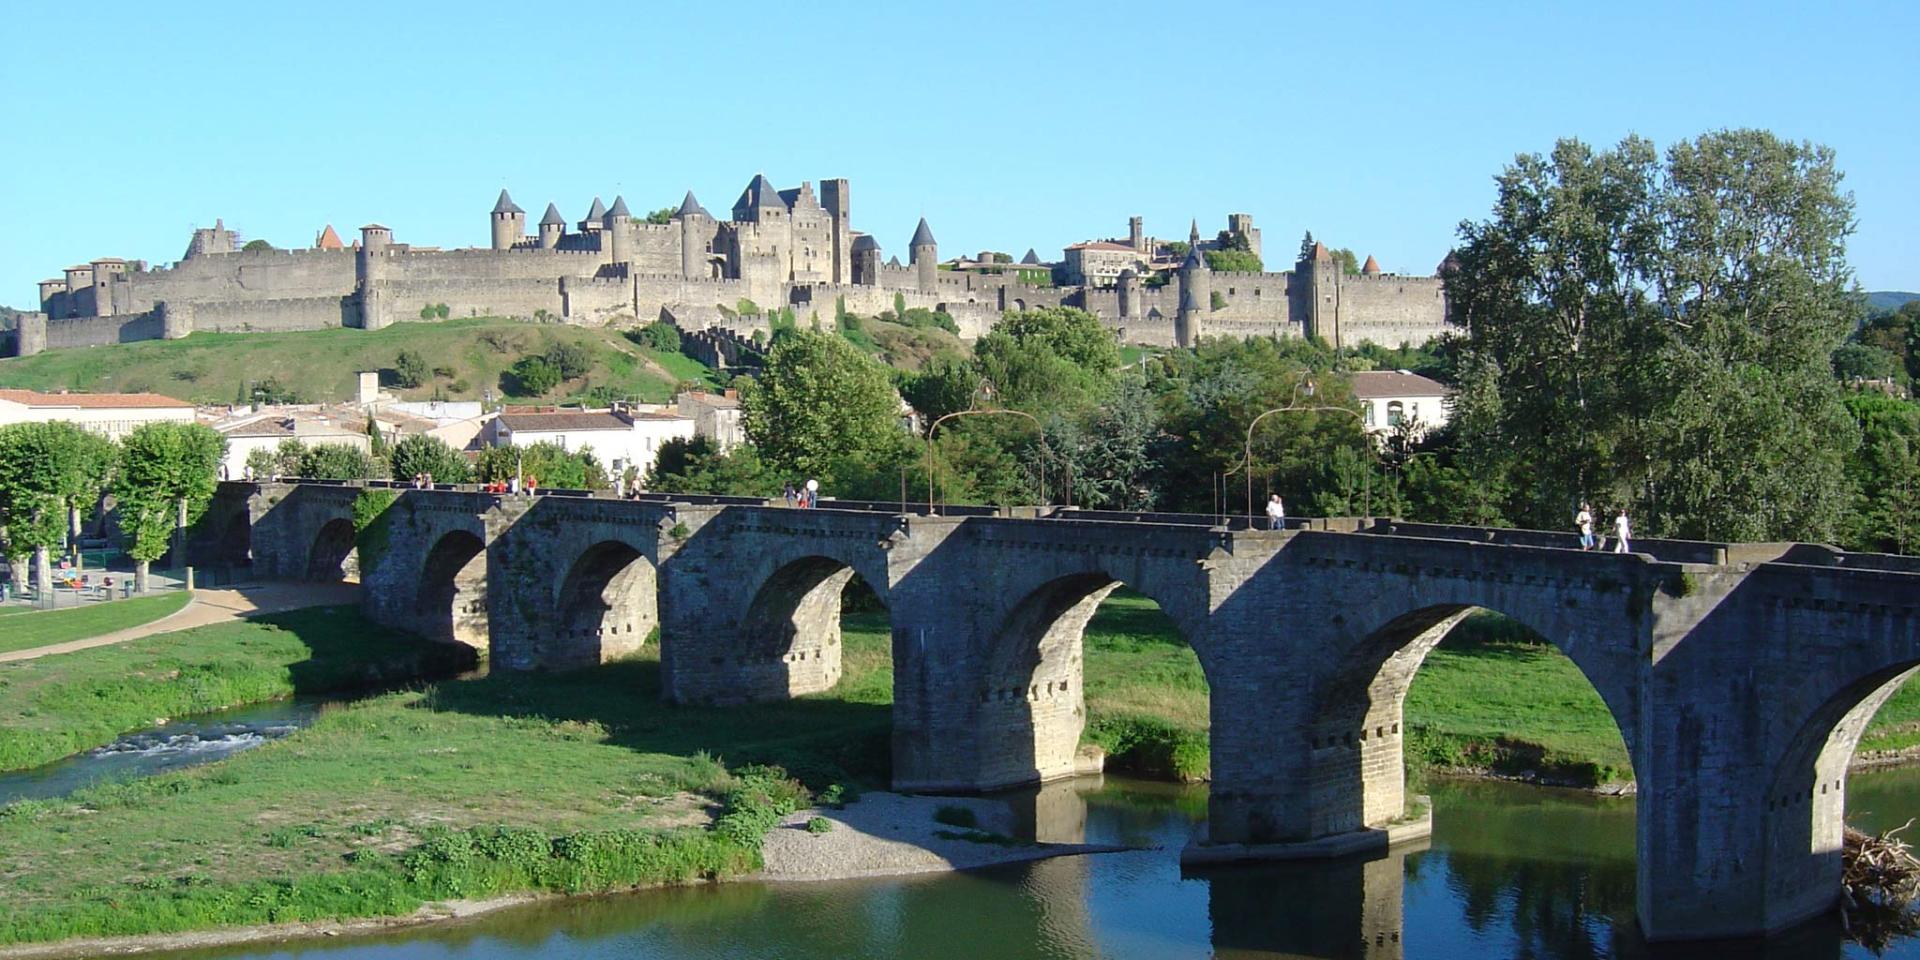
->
[10, 174, 1447, 358]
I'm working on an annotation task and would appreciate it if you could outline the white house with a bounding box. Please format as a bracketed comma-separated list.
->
[1350, 370, 1451, 443]
[675, 390, 745, 452]
[210, 410, 372, 479]
[491, 408, 695, 478]
[0, 389, 195, 440]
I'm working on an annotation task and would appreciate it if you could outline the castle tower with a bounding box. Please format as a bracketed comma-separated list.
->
[821, 178, 851, 284]
[490, 190, 525, 251]
[1295, 241, 1340, 346]
[579, 197, 607, 237]
[1227, 213, 1261, 260]
[674, 191, 711, 279]
[604, 196, 633, 267]
[36, 278, 67, 314]
[851, 234, 881, 285]
[90, 259, 128, 316]
[62, 264, 95, 318]
[356, 224, 394, 331]
[1129, 216, 1145, 253]
[1176, 241, 1210, 348]
[1118, 268, 1142, 323]
[538, 203, 566, 250]
[1362, 254, 1381, 276]
[909, 218, 938, 294]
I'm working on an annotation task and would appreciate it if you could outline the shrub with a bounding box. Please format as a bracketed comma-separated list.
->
[392, 350, 427, 388]
[508, 356, 561, 396]
[1085, 714, 1210, 781]
[627, 323, 682, 353]
[544, 341, 594, 380]
[805, 817, 832, 835]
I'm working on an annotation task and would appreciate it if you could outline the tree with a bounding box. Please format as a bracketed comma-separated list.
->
[508, 355, 562, 396]
[544, 340, 594, 380]
[1833, 343, 1904, 383]
[474, 442, 607, 489]
[393, 350, 428, 388]
[645, 436, 777, 494]
[241, 239, 274, 252]
[298, 443, 384, 480]
[1204, 249, 1263, 273]
[627, 322, 681, 353]
[388, 434, 472, 483]
[365, 414, 389, 459]
[646, 207, 675, 225]
[974, 306, 1120, 413]
[1298, 231, 1317, 261]
[1061, 376, 1160, 510]
[1446, 130, 1860, 541]
[740, 329, 905, 477]
[113, 422, 226, 591]
[0, 422, 116, 599]
[900, 356, 982, 422]
[1330, 247, 1361, 276]
[1840, 392, 1920, 553]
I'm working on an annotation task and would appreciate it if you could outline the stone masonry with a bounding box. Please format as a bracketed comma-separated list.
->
[224, 482, 1920, 943]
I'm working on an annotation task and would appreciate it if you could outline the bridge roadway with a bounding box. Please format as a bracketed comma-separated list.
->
[211, 479, 1920, 943]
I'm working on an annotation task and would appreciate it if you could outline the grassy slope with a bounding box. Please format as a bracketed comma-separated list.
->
[0, 593, 190, 654]
[0, 606, 473, 771]
[0, 318, 719, 406]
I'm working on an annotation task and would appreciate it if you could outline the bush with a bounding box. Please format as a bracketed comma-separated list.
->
[508, 356, 561, 396]
[297, 443, 384, 480]
[627, 323, 682, 353]
[431, 365, 456, 380]
[805, 817, 833, 835]
[1085, 714, 1210, 781]
[544, 341, 594, 380]
[392, 350, 427, 388]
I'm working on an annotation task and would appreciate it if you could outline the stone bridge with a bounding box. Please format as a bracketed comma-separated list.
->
[225, 480, 1920, 943]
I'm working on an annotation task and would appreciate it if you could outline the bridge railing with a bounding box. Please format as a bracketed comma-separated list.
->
[1361, 520, 1735, 565]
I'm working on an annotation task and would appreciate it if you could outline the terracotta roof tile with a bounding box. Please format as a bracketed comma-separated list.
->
[0, 389, 193, 409]
[1349, 371, 1449, 400]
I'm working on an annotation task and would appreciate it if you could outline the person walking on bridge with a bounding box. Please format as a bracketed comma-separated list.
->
[1576, 502, 1595, 551]
[1265, 494, 1286, 530]
[1613, 508, 1632, 554]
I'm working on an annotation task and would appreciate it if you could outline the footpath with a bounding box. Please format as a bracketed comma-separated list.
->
[0, 582, 361, 664]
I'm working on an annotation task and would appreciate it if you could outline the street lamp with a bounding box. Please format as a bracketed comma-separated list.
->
[1242, 377, 1372, 528]
[925, 379, 1047, 513]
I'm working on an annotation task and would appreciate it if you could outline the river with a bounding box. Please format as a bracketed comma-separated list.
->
[88, 768, 1919, 960]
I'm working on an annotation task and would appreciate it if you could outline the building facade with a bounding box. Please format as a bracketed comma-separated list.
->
[0, 389, 194, 440]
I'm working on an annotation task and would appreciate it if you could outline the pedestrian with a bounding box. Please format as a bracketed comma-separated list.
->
[509, 475, 521, 495]
[783, 481, 797, 507]
[424, 472, 434, 488]
[1613, 508, 1632, 554]
[1576, 502, 1595, 551]
[526, 476, 539, 495]
[1265, 493, 1286, 530]
[804, 478, 819, 508]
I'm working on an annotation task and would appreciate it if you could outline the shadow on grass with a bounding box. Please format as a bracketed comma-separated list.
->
[248, 606, 481, 697]
[418, 657, 893, 788]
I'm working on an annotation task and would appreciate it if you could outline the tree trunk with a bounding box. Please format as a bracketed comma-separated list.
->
[33, 545, 52, 609]
[69, 503, 83, 573]
[136, 559, 151, 595]
[173, 497, 189, 572]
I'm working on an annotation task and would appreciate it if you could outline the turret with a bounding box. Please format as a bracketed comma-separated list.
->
[852, 234, 881, 286]
[356, 224, 393, 331]
[1176, 241, 1210, 349]
[1227, 213, 1260, 260]
[36, 278, 67, 313]
[1362, 254, 1381, 276]
[490, 190, 525, 251]
[1118, 268, 1141, 322]
[538, 203, 566, 250]
[909, 218, 938, 294]
[604, 195, 632, 266]
[675, 191, 711, 279]
[1129, 216, 1145, 253]
[90, 259, 128, 316]
[62, 264, 95, 317]
[579, 197, 606, 236]
[821, 178, 851, 283]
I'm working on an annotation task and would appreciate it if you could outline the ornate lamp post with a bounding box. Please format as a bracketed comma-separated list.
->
[925, 379, 1047, 513]
[1242, 377, 1372, 527]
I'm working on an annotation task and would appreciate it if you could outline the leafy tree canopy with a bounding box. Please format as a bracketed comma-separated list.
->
[474, 442, 608, 490]
[740, 329, 905, 477]
[388, 434, 472, 483]
[114, 422, 227, 565]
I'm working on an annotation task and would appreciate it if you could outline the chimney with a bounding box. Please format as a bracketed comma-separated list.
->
[357, 370, 380, 406]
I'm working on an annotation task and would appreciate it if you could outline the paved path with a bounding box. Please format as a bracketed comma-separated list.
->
[0, 582, 360, 664]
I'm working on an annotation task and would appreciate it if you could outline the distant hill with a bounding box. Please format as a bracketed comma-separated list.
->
[1868, 291, 1919, 312]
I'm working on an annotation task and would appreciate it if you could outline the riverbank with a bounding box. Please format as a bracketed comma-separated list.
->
[0, 592, 190, 656]
[0, 604, 473, 771]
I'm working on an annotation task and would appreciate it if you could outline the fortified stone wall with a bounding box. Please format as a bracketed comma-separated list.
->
[1331, 274, 1446, 348]
[118, 248, 357, 313]
[379, 276, 567, 325]
[43, 310, 163, 349]
[185, 295, 354, 333]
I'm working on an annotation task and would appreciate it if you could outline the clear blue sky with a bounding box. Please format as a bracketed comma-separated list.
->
[2, 0, 1914, 305]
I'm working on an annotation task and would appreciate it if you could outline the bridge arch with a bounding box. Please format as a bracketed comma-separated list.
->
[1760, 660, 1920, 931]
[306, 518, 357, 582]
[553, 540, 659, 665]
[1309, 602, 1639, 837]
[975, 569, 1210, 789]
[416, 530, 488, 649]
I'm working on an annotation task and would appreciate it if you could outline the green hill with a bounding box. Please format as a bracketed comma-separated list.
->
[0, 317, 720, 406]
[1868, 291, 1919, 313]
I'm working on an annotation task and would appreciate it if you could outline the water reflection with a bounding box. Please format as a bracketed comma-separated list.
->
[124, 771, 1920, 959]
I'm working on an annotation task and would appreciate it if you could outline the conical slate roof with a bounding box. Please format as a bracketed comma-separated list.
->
[539, 203, 566, 227]
[674, 191, 710, 219]
[585, 197, 607, 221]
[1183, 242, 1208, 270]
[1020, 248, 1041, 265]
[887, 256, 902, 268]
[1188, 219, 1201, 246]
[909, 217, 937, 248]
[492, 189, 523, 215]
[606, 195, 632, 219]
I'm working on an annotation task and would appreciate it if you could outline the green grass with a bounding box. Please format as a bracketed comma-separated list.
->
[0, 605, 474, 771]
[0, 592, 191, 655]
[0, 317, 700, 405]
